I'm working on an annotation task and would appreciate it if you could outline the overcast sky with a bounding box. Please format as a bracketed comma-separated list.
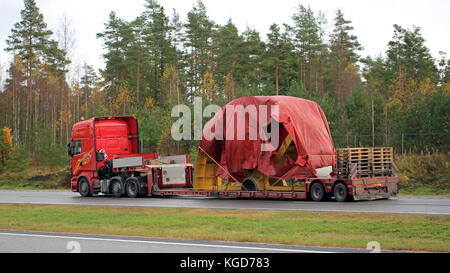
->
[1, 0, 449, 81]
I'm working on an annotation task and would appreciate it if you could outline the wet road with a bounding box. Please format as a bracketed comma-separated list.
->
[0, 230, 370, 253]
[0, 190, 449, 215]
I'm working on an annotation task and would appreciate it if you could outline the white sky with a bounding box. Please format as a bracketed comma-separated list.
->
[1, 0, 449, 82]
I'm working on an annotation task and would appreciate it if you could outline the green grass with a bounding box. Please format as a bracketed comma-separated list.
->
[0, 204, 449, 252]
[0, 166, 69, 190]
[399, 187, 450, 197]
[397, 152, 449, 193]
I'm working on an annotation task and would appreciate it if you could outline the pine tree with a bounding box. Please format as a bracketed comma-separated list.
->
[263, 24, 296, 96]
[129, 16, 146, 105]
[141, 0, 176, 102]
[6, 0, 56, 147]
[97, 11, 130, 108]
[214, 19, 244, 99]
[386, 24, 438, 84]
[241, 27, 265, 90]
[329, 9, 362, 103]
[184, 0, 215, 98]
[290, 5, 322, 95]
[80, 64, 97, 118]
[437, 51, 450, 86]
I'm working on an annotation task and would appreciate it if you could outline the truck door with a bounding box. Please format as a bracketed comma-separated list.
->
[71, 139, 93, 175]
[70, 122, 95, 176]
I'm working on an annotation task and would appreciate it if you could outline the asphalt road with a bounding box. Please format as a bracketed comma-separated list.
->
[0, 230, 371, 253]
[0, 190, 449, 215]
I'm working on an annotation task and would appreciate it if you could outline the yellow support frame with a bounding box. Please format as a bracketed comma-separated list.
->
[194, 134, 305, 192]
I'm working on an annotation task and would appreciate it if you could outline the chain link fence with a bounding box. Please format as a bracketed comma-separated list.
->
[138, 132, 449, 156]
[332, 132, 450, 154]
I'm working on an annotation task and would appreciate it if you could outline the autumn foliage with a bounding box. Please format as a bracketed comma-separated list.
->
[0, 0, 448, 162]
[0, 127, 13, 166]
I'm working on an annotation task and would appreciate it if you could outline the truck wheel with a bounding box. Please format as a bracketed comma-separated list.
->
[126, 178, 139, 198]
[333, 183, 348, 202]
[110, 180, 123, 198]
[79, 178, 91, 197]
[310, 182, 325, 202]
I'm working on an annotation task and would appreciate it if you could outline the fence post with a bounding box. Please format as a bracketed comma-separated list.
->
[354, 135, 357, 147]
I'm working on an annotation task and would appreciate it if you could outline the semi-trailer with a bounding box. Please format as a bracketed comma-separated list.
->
[68, 96, 398, 202]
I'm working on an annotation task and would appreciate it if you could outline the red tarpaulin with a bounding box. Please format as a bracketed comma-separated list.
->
[199, 96, 335, 180]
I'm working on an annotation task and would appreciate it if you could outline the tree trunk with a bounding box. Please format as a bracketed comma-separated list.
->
[308, 61, 313, 96]
[52, 93, 56, 145]
[17, 85, 20, 144]
[319, 56, 324, 95]
[27, 32, 33, 150]
[85, 88, 88, 118]
[136, 48, 141, 105]
[371, 88, 375, 147]
[12, 75, 16, 144]
[275, 64, 279, 96]
[299, 53, 303, 88]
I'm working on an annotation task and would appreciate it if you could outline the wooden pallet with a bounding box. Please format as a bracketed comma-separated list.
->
[336, 147, 393, 178]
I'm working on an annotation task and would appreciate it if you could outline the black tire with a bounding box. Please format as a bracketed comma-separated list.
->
[333, 183, 348, 202]
[310, 182, 325, 202]
[110, 180, 123, 198]
[78, 178, 91, 197]
[126, 178, 139, 198]
[242, 178, 258, 191]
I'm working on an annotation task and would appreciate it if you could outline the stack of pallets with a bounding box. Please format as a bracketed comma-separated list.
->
[371, 147, 393, 177]
[336, 147, 393, 178]
[337, 148, 371, 178]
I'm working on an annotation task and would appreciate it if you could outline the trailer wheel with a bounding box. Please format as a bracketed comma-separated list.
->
[310, 182, 325, 202]
[125, 178, 139, 198]
[78, 178, 91, 197]
[333, 183, 348, 202]
[110, 180, 123, 198]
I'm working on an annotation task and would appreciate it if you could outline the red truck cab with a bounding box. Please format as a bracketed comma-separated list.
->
[68, 116, 192, 197]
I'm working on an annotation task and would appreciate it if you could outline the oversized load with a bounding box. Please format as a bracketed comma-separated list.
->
[69, 111, 398, 202]
[197, 96, 336, 188]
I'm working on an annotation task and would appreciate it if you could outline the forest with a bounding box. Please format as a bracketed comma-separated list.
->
[0, 0, 449, 172]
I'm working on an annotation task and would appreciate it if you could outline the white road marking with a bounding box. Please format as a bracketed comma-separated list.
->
[0, 231, 334, 253]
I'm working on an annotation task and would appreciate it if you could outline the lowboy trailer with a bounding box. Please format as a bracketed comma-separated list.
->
[69, 97, 398, 202]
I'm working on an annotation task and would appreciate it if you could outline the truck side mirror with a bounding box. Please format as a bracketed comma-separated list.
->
[96, 151, 105, 162]
[67, 143, 73, 157]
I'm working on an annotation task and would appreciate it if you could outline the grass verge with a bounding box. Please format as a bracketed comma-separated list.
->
[0, 204, 448, 252]
[399, 187, 450, 197]
[0, 166, 69, 190]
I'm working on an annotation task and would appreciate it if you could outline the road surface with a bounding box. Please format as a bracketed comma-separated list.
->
[0, 190, 449, 215]
[0, 229, 372, 253]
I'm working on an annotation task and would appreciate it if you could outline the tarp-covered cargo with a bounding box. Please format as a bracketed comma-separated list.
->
[199, 96, 336, 181]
